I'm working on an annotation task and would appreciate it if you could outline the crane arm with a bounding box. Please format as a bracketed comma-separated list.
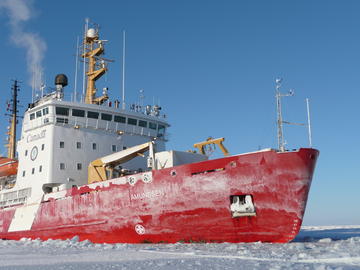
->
[88, 141, 154, 184]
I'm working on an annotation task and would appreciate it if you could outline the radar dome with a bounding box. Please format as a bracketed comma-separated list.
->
[55, 74, 68, 87]
[87, 28, 97, 38]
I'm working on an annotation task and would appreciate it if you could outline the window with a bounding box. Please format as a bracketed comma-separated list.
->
[139, 120, 147, 128]
[22, 171, 25, 177]
[41, 144, 45, 151]
[123, 146, 127, 150]
[114, 115, 126, 123]
[30, 113, 35, 120]
[112, 145, 117, 152]
[72, 109, 85, 117]
[101, 113, 112, 121]
[25, 150, 28, 156]
[77, 163, 82, 170]
[76, 142, 81, 149]
[32, 168, 35, 175]
[149, 122, 157, 130]
[60, 141, 65, 148]
[56, 107, 69, 116]
[39, 165, 42, 172]
[56, 118, 68, 124]
[87, 111, 99, 119]
[158, 124, 166, 137]
[92, 143, 97, 150]
[60, 163, 65, 170]
[36, 110, 42, 118]
[128, 118, 137, 126]
[43, 107, 49, 115]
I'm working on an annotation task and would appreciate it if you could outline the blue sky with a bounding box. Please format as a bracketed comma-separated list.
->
[0, 0, 359, 225]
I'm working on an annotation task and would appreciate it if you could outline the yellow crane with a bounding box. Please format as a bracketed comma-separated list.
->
[88, 142, 155, 184]
[193, 137, 229, 156]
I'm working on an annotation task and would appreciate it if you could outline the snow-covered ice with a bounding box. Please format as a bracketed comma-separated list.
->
[0, 226, 359, 270]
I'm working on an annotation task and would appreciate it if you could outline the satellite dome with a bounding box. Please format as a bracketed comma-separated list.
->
[55, 74, 68, 87]
[87, 28, 97, 38]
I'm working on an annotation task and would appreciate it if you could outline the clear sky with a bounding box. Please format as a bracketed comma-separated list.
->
[0, 0, 359, 225]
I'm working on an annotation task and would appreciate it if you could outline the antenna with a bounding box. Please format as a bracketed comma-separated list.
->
[74, 36, 80, 102]
[6, 80, 20, 159]
[31, 70, 35, 103]
[139, 89, 144, 107]
[82, 18, 89, 102]
[275, 78, 294, 152]
[122, 30, 126, 110]
[306, 98, 312, 147]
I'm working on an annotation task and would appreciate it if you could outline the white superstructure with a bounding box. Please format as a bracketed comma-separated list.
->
[0, 84, 169, 206]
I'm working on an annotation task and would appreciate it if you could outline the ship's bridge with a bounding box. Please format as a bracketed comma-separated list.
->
[23, 100, 169, 141]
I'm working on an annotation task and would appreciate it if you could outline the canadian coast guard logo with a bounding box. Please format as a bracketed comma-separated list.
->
[135, 224, 145, 235]
[27, 130, 46, 142]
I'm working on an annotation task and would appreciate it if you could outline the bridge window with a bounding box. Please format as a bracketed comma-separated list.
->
[32, 168, 35, 175]
[30, 113, 35, 120]
[56, 107, 69, 116]
[36, 110, 42, 118]
[87, 111, 99, 119]
[128, 118, 137, 125]
[22, 171, 25, 177]
[39, 165, 42, 172]
[92, 143, 97, 150]
[60, 163, 65, 170]
[25, 150, 28, 156]
[60, 141, 65, 148]
[77, 163, 82, 170]
[149, 122, 157, 130]
[72, 109, 85, 117]
[41, 144, 44, 151]
[43, 107, 49, 115]
[114, 115, 126, 123]
[76, 142, 81, 149]
[112, 145, 117, 152]
[139, 120, 147, 128]
[101, 113, 112, 121]
[56, 118, 68, 124]
[158, 125, 166, 137]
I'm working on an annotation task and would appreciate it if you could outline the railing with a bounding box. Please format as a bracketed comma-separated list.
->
[0, 188, 32, 208]
[23, 115, 169, 141]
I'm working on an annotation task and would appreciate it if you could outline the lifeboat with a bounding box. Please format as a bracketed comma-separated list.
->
[0, 157, 18, 177]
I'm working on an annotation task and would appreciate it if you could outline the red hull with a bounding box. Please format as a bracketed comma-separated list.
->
[0, 157, 18, 177]
[0, 148, 318, 243]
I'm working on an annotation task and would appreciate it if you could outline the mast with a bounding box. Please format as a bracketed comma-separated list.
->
[82, 22, 110, 105]
[73, 36, 80, 102]
[275, 78, 294, 152]
[122, 30, 126, 110]
[6, 80, 20, 159]
[306, 98, 312, 147]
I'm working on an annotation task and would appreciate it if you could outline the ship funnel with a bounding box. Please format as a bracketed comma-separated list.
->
[55, 74, 68, 99]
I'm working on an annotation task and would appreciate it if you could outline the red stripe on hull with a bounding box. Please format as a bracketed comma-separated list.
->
[0, 148, 318, 243]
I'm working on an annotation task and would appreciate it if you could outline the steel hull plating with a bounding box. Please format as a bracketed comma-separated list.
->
[0, 148, 318, 243]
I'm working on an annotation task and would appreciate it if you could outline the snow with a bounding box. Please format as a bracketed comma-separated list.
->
[0, 226, 359, 269]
